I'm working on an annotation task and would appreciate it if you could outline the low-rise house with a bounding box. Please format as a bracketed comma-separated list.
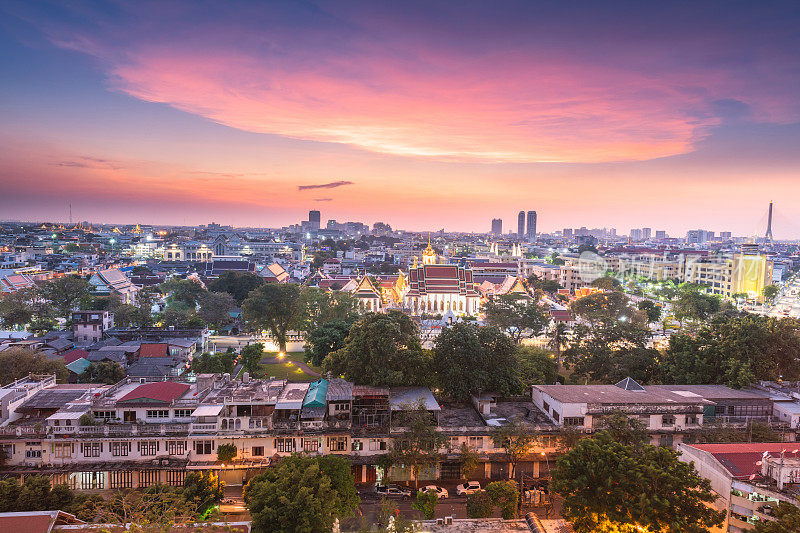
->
[72, 311, 114, 346]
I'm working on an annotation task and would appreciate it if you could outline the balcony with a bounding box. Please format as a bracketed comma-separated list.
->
[191, 423, 218, 434]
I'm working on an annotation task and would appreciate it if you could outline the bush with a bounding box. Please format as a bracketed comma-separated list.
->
[412, 489, 438, 519]
[217, 443, 237, 462]
[466, 491, 493, 518]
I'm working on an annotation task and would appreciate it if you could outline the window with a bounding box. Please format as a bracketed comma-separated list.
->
[564, 417, 585, 427]
[351, 440, 363, 451]
[552, 412, 560, 423]
[139, 469, 160, 486]
[93, 411, 115, 420]
[52, 443, 73, 458]
[368, 439, 386, 451]
[327, 436, 347, 452]
[659, 434, 674, 447]
[468, 436, 484, 449]
[662, 415, 676, 427]
[166, 470, 186, 486]
[252, 446, 264, 457]
[173, 409, 193, 418]
[111, 441, 131, 457]
[138, 441, 159, 456]
[166, 440, 187, 455]
[146, 410, 169, 419]
[81, 442, 102, 458]
[81, 471, 104, 490]
[303, 438, 320, 452]
[195, 440, 214, 455]
[686, 414, 698, 426]
[109, 471, 132, 489]
[275, 438, 296, 453]
[25, 449, 42, 459]
[542, 401, 550, 413]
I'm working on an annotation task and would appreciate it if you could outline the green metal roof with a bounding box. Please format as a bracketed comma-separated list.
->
[303, 379, 328, 408]
[66, 357, 91, 375]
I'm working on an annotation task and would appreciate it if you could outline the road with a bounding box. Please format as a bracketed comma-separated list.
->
[765, 274, 800, 319]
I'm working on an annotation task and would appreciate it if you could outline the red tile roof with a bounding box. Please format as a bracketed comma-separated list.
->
[118, 382, 190, 404]
[685, 442, 800, 479]
[139, 343, 168, 358]
[63, 349, 90, 364]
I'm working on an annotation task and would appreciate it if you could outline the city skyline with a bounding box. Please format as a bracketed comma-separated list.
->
[2, 1, 800, 236]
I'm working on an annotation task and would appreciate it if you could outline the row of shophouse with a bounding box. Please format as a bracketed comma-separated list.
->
[0, 373, 797, 502]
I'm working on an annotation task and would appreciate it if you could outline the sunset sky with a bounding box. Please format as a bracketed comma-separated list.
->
[1, 1, 800, 237]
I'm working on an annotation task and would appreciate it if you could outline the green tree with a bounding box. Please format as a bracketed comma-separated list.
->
[135, 285, 158, 327]
[240, 343, 265, 375]
[527, 275, 562, 294]
[591, 276, 622, 291]
[38, 275, 92, 324]
[217, 443, 238, 462]
[78, 361, 126, 385]
[753, 501, 800, 532]
[0, 478, 21, 512]
[491, 419, 536, 480]
[161, 306, 206, 328]
[190, 351, 236, 374]
[486, 480, 520, 519]
[160, 277, 207, 308]
[413, 489, 438, 520]
[637, 299, 662, 323]
[571, 291, 632, 324]
[673, 286, 721, 330]
[433, 323, 522, 401]
[517, 345, 559, 388]
[244, 455, 359, 533]
[466, 491, 494, 518]
[660, 315, 800, 387]
[458, 443, 479, 480]
[296, 288, 359, 333]
[183, 471, 224, 514]
[548, 321, 569, 367]
[563, 319, 659, 384]
[483, 294, 550, 343]
[553, 431, 724, 533]
[242, 283, 302, 353]
[198, 291, 236, 330]
[0, 347, 68, 384]
[389, 400, 447, 488]
[0, 287, 38, 329]
[16, 475, 53, 511]
[304, 318, 355, 367]
[323, 311, 431, 387]
[207, 271, 264, 305]
[763, 284, 779, 303]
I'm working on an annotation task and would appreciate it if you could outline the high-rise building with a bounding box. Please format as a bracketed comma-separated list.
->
[655, 230, 667, 240]
[642, 228, 652, 240]
[720, 231, 732, 240]
[630, 228, 643, 241]
[526, 211, 537, 241]
[563, 228, 573, 238]
[491, 218, 503, 235]
[308, 210, 321, 230]
[517, 211, 525, 239]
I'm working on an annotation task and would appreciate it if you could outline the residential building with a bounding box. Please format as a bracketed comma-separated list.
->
[72, 311, 114, 346]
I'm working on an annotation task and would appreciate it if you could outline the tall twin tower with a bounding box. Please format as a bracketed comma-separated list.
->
[518, 211, 537, 242]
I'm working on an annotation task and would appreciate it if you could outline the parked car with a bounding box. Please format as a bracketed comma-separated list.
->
[455, 481, 481, 496]
[422, 485, 449, 499]
[375, 484, 413, 500]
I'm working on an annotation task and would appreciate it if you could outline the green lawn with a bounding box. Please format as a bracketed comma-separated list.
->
[260, 351, 322, 382]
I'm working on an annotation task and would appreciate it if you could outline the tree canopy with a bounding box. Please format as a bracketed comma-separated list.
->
[483, 293, 550, 343]
[242, 283, 302, 352]
[0, 347, 68, 384]
[207, 271, 264, 304]
[553, 427, 724, 533]
[244, 455, 359, 533]
[433, 323, 522, 401]
[661, 315, 800, 388]
[78, 361, 126, 385]
[323, 311, 431, 387]
[304, 318, 355, 367]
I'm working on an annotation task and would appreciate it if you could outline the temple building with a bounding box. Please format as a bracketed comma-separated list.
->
[402, 241, 480, 316]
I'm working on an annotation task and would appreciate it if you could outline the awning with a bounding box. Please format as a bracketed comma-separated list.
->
[190, 404, 224, 417]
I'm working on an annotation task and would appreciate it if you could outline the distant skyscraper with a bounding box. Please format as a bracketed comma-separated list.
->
[563, 228, 573, 238]
[720, 231, 732, 240]
[308, 210, 321, 230]
[655, 230, 667, 240]
[765, 201, 774, 242]
[642, 227, 651, 240]
[491, 218, 503, 235]
[526, 211, 537, 241]
[517, 211, 525, 239]
[630, 228, 643, 241]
